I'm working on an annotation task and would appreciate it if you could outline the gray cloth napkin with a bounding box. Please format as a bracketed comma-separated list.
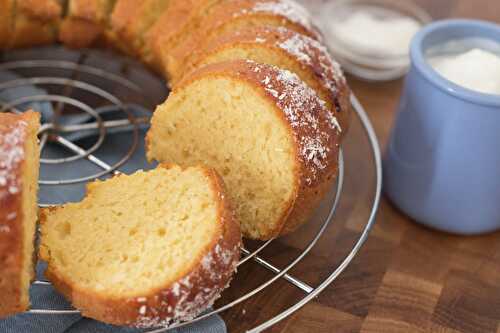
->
[0, 72, 227, 333]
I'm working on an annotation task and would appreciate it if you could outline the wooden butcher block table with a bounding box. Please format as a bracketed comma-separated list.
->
[222, 1, 500, 332]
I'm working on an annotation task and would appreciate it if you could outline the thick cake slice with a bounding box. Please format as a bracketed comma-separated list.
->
[59, 0, 116, 48]
[109, 0, 171, 56]
[162, 0, 321, 84]
[147, 60, 341, 240]
[8, 0, 62, 48]
[190, 26, 351, 135]
[0, 111, 41, 318]
[39, 164, 241, 328]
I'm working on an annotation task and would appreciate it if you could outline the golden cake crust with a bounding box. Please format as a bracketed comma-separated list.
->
[162, 0, 321, 84]
[109, 0, 171, 56]
[39, 164, 241, 328]
[0, 0, 14, 48]
[59, 0, 112, 48]
[205, 0, 321, 41]
[0, 111, 40, 318]
[17, 0, 61, 19]
[170, 60, 341, 238]
[192, 26, 351, 136]
[8, 0, 61, 48]
[145, 0, 221, 76]
[110, 0, 139, 35]
[109, 0, 142, 54]
[59, 19, 104, 49]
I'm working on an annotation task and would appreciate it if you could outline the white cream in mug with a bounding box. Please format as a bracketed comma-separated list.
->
[429, 48, 500, 95]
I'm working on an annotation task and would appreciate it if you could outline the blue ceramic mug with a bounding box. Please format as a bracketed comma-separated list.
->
[384, 19, 500, 235]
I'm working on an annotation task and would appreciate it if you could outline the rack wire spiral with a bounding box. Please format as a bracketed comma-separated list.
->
[0, 47, 382, 333]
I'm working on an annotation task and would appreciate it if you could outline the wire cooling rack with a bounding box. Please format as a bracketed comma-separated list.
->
[0, 47, 382, 333]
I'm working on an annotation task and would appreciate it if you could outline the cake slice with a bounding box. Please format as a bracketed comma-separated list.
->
[8, 0, 62, 48]
[162, 0, 322, 85]
[190, 26, 351, 135]
[143, 0, 222, 73]
[59, 0, 116, 48]
[147, 60, 341, 240]
[39, 164, 241, 327]
[0, 111, 41, 318]
[109, 0, 171, 56]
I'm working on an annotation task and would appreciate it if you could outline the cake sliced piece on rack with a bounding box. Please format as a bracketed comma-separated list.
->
[144, 0, 223, 75]
[109, 0, 172, 56]
[8, 0, 62, 48]
[147, 60, 341, 240]
[39, 164, 241, 328]
[59, 0, 116, 48]
[190, 26, 351, 136]
[159, 0, 321, 84]
[0, 111, 41, 318]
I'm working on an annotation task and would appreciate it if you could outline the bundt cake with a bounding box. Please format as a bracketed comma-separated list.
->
[7, 0, 62, 48]
[189, 26, 351, 134]
[0, 0, 352, 324]
[154, 0, 321, 84]
[0, 111, 41, 318]
[59, 0, 115, 48]
[109, 0, 171, 56]
[146, 60, 341, 240]
[39, 164, 241, 327]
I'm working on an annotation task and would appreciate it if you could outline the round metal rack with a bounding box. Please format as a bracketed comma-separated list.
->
[0, 47, 382, 333]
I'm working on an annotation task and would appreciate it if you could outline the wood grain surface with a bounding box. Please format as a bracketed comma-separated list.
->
[220, 1, 500, 332]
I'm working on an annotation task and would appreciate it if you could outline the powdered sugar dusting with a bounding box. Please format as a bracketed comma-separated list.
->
[276, 29, 346, 132]
[0, 119, 27, 221]
[133, 237, 240, 329]
[245, 61, 339, 185]
[301, 137, 328, 170]
[0, 122, 26, 187]
[252, 0, 313, 31]
[278, 33, 313, 64]
[0, 118, 27, 234]
[277, 29, 346, 88]
[326, 111, 342, 133]
[228, 27, 345, 131]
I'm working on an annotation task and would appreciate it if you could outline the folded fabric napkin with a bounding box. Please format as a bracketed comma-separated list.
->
[0, 72, 227, 333]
